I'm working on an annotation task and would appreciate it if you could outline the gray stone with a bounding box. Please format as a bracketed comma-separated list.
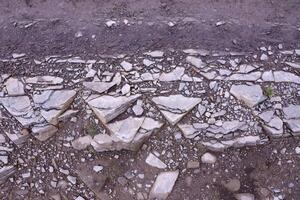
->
[149, 170, 179, 200]
[120, 61, 133, 71]
[186, 56, 205, 69]
[86, 94, 140, 123]
[72, 135, 93, 150]
[201, 152, 217, 164]
[5, 78, 25, 95]
[145, 153, 167, 169]
[144, 51, 164, 58]
[283, 105, 300, 119]
[222, 178, 241, 192]
[83, 73, 121, 94]
[234, 193, 255, 200]
[230, 84, 266, 107]
[152, 95, 201, 125]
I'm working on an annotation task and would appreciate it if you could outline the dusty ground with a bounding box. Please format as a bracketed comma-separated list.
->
[0, 1, 300, 200]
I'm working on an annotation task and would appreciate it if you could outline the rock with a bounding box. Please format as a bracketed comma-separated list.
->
[25, 76, 63, 84]
[4, 129, 29, 146]
[143, 59, 155, 67]
[177, 123, 209, 138]
[295, 147, 300, 154]
[230, 84, 266, 107]
[283, 105, 300, 119]
[0, 96, 43, 127]
[31, 123, 58, 141]
[121, 84, 131, 95]
[145, 153, 167, 169]
[187, 161, 200, 169]
[285, 119, 300, 135]
[86, 94, 140, 123]
[186, 56, 205, 69]
[83, 73, 121, 94]
[144, 51, 164, 58]
[285, 62, 300, 70]
[234, 193, 255, 200]
[152, 95, 201, 125]
[132, 101, 144, 116]
[120, 61, 133, 71]
[72, 135, 93, 150]
[222, 178, 241, 192]
[91, 117, 163, 152]
[5, 78, 25, 95]
[106, 20, 116, 27]
[201, 152, 217, 164]
[0, 165, 16, 184]
[273, 71, 300, 84]
[149, 170, 179, 200]
[259, 110, 283, 137]
[207, 120, 247, 135]
[226, 72, 261, 81]
[93, 165, 103, 173]
[75, 196, 85, 200]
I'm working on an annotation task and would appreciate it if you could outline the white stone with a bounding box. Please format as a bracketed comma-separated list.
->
[144, 51, 164, 58]
[186, 56, 205, 69]
[201, 152, 217, 164]
[121, 84, 131, 95]
[230, 84, 266, 107]
[120, 61, 133, 71]
[71, 135, 92, 150]
[145, 153, 167, 169]
[149, 170, 179, 200]
[5, 78, 25, 95]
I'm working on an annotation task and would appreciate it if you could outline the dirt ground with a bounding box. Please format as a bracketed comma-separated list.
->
[0, 1, 300, 200]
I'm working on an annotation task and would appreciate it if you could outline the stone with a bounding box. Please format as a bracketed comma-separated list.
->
[178, 123, 209, 138]
[187, 161, 200, 169]
[86, 94, 140, 123]
[208, 120, 247, 135]
[201, 152, 217, 164]
[132, 102, 144, 116]
[283, 105, 300, 119]
[230, 84, 266, 107]
[120, 61, 133, 71]
[72, 135, 93, 150]
[152, 95, 201, 125]
[121, 84, 131, 95]
[234, 193, 255, 200]
[238, 64, 256, 73]
[5, 78, 25, 95]
[0, 165, 16, 184]
[149, 170, 179, 200]
[273, 71, 300, 84]
[91, 117, 163, 152]
[83, 73, 121, 94]
[25, 76, 63, 84]
[226, 72, 261, 81]
[93, 165, 103, 173]
[145, 153, 167, 169]
[4, 129, 29, 146]
[0, 96, 43, 127]
[31, 123, 58, 141]
[222, 178, 241, 192]
[186, 56, 205, 69]
[144, 51, 164, 58]
[285, 119, 300, 135]
[285, 62, 300, 70]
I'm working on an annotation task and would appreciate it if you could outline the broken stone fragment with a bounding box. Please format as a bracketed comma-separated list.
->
[259, 110, 283, 137]
[152, 95, 201, 125]
[149, 170, 179, 200]
[202, 135, 263, 151]
[72, 135, 93, 150]
[5, 78, 25, 95]
[234, 193, 255, 200]
[25, 76, 63, 84]
[285, 62, 300, 70]
[120, 61, 133, 71]
[0, 165, 16, 184]
[144, 51, 164, 58]
[91, 117, 163, 152]
[273, 71, 300, 84]
[86, 94, 141, 124]
[145, 153, 167, 169]
[186, 56, 205, 69]
[83, 73, 121, 94]
[33, 90, 76, 125]
[285, 119, 300, 135]
[4, 129, 29, 146]
[283, 105, 300, 120]
[0, 96, 43, 127]
[230, 84, 266, 107]
[177, 123, 209, 139]
[31, 123, 58, 141]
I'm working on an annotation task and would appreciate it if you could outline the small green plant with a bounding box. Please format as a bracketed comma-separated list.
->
[264, 85, 274, 98]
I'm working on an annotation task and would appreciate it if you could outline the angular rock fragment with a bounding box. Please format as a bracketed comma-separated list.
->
[86, 94, 141, 124]
[25, 76, 63, 84]
[120, 61, 133, 71]
[5, 78, 25, 95]
[72, 135, 93, 150]
[144, 51, 164, 58]
[186, 56, 205, 69]
[159, 67, 202, 82]
[226, 72, 261, 81]
[91, 117, 163, 152]
[0, 165, 16, 184]
[285, 62, 300, 70]
[201, 152, 217, 164]
[145, 153, 167, 169]
[4, 129, 29, 146]
[83, 73, 121, 94]
[201, 135, 263, 151]
[273, 71, 300, 84]
[152, 95, 201, 125]
[31, 123, 58, 141]
[285, 119, 300, 135]
[0, 96, 43, 126]
[149, 170, 179, 200]
[230, 84, 266, 107]
[33, 90, 77, 125]
[178, 123, 209, 139]
[283, 105, 300, 119]
[259, 110, 283, 137]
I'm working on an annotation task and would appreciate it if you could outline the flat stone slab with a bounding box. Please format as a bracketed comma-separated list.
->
[230, 84, 266, 107]
[86, 94, 141, 124]
[152, 95, 201, 125]
[149, 170, 179, 200]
